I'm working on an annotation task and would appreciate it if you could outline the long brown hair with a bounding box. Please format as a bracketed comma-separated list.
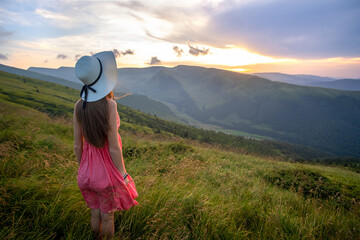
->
[76, 91, 114, 148]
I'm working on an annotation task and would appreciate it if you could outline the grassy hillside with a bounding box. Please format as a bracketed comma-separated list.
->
[1, 85, 360, 239]
[1, 70, 360, 239]
[0, 71, 78, 117]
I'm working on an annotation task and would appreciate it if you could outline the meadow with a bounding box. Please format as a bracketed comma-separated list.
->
[1, 71, 360, 239]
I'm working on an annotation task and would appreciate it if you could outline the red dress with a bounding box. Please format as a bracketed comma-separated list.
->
[77, 113, 138, 213]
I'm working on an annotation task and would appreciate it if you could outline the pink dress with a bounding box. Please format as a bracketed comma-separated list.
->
[77, 113, 138, 213]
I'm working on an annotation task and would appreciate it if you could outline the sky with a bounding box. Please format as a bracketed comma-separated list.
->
[0, 0, 360, 78]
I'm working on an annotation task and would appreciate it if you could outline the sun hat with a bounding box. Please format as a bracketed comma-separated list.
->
[75, 51, 117, 109]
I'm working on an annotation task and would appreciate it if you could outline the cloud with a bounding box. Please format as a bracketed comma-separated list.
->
[198, 0, 360, 58]
[75, 54, 81, 61]
[112, 49, 135, 58]
[34, 7, 92, 30]
[3, 0, 359, 73]
[44, 59, 48, 63]
[122, 49, 135, 55]
[173, 46, 184, 57]
[117, 1, 195, 23]
[148, 56, 161, 65]
[112, 49, 121, 58]
[188, 43, 210, 56]
[118, 1, 212, 44]
[35, 8, 70, 21]
[56, 54, 67, 59]
[0, 53, 8, 60]
[0, 27, 13, 44]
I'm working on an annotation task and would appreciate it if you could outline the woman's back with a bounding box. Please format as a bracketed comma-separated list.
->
[77, 100, 138, 213]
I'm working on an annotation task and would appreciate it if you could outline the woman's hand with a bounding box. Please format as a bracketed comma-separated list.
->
[125, 177, 130, 185]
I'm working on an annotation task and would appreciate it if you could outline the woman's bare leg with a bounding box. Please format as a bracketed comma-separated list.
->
[91, 209, 101, 239]
[100, 211, 114, 239]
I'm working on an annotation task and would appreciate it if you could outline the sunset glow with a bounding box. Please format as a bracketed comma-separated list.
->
[0, 0, 359, 78]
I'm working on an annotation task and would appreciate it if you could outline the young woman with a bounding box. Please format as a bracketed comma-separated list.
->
[73, 51, 138, 239]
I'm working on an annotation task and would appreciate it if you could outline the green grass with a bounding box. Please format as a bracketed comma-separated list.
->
[0, 71, 78, 117]
[1, 72, 360, 239]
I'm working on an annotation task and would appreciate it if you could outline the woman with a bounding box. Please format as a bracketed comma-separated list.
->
[73, 51, 138, 239]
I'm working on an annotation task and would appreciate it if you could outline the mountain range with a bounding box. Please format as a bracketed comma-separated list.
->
[306, 79, 360, 91]
[116, 65, 360, 156]
[253, 72, 360, 90]
[2, 63, 360, 157]
[0, 64, 82, 90]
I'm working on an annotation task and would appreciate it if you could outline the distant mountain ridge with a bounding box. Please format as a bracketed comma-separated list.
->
[1, 64, 82, 90]
[253, 72, 360, 91]
[28, 66, 80, 84]
[307, 79, 360, 91]
[25, 64, 360, 157]
[253, 72, 336, 85]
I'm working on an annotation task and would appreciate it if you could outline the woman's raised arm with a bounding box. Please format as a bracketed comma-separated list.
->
[107, 99, 126, 176]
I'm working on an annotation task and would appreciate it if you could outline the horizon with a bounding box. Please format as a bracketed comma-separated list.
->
[1, 0, 360, 78]
[2, 62, 360, 80]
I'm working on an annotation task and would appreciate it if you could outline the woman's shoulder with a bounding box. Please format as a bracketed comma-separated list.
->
[107, 99, 118, 116]
[74, 99, 83, 114]
[75, 98, 82, 107]
[107, 98, 117, 109]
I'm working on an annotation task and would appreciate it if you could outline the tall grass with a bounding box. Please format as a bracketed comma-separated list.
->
[1, 98, 359, 239]
[1, 70, 360, 239]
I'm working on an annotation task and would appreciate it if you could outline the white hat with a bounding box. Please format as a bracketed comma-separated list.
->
[75, 51, 117, 107]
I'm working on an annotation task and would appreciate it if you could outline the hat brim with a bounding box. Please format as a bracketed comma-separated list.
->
[80, 51, 117, 102]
